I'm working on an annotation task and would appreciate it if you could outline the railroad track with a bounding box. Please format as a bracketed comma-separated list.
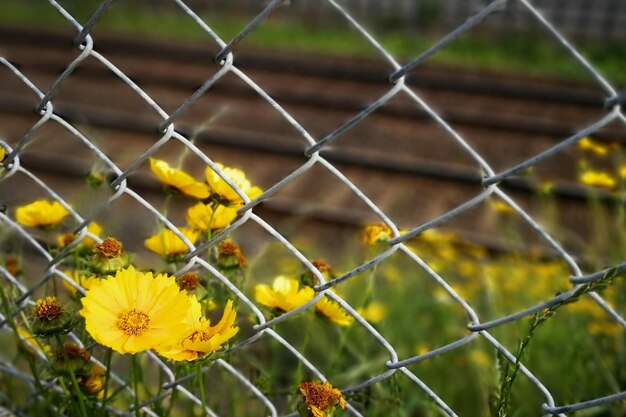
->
[0, 25, 619, 255]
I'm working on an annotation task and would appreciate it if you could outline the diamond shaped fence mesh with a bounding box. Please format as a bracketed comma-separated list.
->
[1, 1, 626, 416]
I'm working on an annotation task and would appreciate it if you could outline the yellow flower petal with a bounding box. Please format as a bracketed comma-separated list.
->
[149, 158, 210, 199]
[144, 227, 199, 257]
[16, 199, 69, 228]
[255, 276, 314, 312]
[186, 203, 238, 231]
[315, 296, 353, 326]
[156, 299, 238, 362]
[62, 270, 100, 295]
[206, 163, 262, 205]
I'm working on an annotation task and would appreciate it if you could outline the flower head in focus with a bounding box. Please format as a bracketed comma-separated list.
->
[80, 266, 192, 354]
[16, 200, 69, 229]
[149, 158, 210, 199]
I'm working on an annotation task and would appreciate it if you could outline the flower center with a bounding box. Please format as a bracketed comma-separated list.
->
[34, 297, 62, 320]
[187, 329, 210, 343]
[117, 309, 150, 336]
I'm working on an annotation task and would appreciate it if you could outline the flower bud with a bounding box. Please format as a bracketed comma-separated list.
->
[177, 272, 200, 292]
[298, 381, 346, 417]
[92, 237, 130, 274]
[82, 365, 106, 397]
[217, 240, 247, 270]
[53, 342, 91, 374]
[31, 297, 74, 336]
[301, 259, 333, 287]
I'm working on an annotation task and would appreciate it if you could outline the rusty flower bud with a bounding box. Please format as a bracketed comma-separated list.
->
[302, 259, 333, 287]
[177, 272, 200, 292]
[217, 240, 247, 269]
[31, 297, 73, 336]
[53, 342, 91, 374]
[92, 237, 130, 274]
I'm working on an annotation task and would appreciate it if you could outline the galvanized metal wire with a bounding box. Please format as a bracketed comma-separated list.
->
[1, 1, 625, 416]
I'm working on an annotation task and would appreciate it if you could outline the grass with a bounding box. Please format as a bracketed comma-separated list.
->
[1, 0, 625, 84]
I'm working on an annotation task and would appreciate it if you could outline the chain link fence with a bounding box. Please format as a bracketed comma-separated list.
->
[1, 0, 626, 416]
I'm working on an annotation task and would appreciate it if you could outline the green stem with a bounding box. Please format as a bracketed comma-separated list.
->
[165, 365, 180, 417]
[131, 354, 141, 417]
[54, 334, 89, 417]
[98, 348, 113, 417]
[197, 365, 207, 416]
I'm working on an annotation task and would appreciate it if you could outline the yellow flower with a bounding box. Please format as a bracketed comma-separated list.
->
[149, 158, 210, 199]
[156, 299, 239, 361]
[186, 202, 238, 231]
[417, 228, 457, 243]
[206, 163, 262, 205]
[315, 296, 353, 326]
[363, 223, 392, 245]
[356, 302, 387, 323]
[79, 266, 192, 354]
[145, 227, 199, 258]
[577, 137, 609, 156]
[62, 270, 100, 295]
[298, 381, 346, 417]
[489, 200, 515, 215]
[83, 364, 106, 398]
[619, 165, 626, 179]
[255, 276, 314, 312]
[16, 326, 51, 356]
[16, 200, 69, 228]
[579, 170, 616, 189]
[57, 222, 103, 248]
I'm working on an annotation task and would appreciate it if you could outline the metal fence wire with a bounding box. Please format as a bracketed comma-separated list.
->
[1, 0, 626, 416]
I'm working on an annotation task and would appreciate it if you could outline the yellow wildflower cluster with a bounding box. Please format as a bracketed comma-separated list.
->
[146, 159, 262, 259]
[574, 136, 626, 191]
[80, 266, 238, 358]
[255, 276, 354, 326]
[577, 137, 610, 156]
